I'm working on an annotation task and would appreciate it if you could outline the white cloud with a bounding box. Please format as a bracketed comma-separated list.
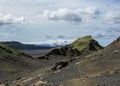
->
[43, 7, 100, 23]
[105, 12, 120, 24]
[93, 28, 119, 39]
[0, 13, 26, 26]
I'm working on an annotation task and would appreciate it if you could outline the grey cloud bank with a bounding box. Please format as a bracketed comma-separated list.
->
[105, 12, 120, 24]
[43, 7, 100, 23]
[0, 13, 26, 26]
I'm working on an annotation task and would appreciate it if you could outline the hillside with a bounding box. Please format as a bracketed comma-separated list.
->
[33, 36, 120, 86]
[39, 35, 103, 59]
[0, 37, 119, 86]
[0, 43, 31, 59]
[0, 43, 42, 82]
[1, 41, 52, 50]
[61, 36, 120, 86]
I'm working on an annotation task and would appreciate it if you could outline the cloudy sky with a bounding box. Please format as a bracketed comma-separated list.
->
[0, 0, 120, 46]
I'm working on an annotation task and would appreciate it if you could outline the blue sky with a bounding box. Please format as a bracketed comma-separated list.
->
[0, 0, 120, 46]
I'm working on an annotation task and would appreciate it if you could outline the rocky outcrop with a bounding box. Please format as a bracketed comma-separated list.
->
[38, 35, 103, 59]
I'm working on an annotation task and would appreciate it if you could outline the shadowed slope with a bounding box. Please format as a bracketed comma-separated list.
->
[46, 46, 81, 56]
[0, 43, 41, 82]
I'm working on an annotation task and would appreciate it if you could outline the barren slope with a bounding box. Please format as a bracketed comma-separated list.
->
[62, 37, 120, 86]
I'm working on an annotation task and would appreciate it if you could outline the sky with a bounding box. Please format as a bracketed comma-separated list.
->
[0, 0, 120, 46]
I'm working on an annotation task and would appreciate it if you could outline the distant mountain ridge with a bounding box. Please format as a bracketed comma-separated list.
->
[0, 41, 53, 50]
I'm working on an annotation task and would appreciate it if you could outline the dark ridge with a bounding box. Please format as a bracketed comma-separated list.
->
[0, 43, 32, 59]
[0, 41, 53, 50]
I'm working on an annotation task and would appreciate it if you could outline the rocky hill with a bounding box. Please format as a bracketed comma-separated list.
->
[39, 35, 103, 59]
[71, 35, 103, 52]
[60, 36, 120, 86]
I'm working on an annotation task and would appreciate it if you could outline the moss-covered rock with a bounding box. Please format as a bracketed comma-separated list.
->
[71, 35, 103, 51]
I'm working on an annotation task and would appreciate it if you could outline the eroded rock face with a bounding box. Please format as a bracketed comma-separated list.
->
[38, 46, 81, 59]
[88, 39, 102, 51]
[51, 61, 69, 71]
[46, 46, 81, 56]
